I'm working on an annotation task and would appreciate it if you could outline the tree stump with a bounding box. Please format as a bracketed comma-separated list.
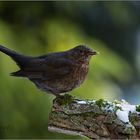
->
[48, 95, 140, 139]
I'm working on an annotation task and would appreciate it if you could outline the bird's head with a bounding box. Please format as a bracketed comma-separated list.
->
[71, 45, 98, 62]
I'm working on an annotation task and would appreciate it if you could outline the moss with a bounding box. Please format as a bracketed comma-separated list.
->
[113, 100, 121, 105]
[136, 105, 140, 112]
[56, 94, 75, 106]
[114, 106, 122, 112]
[95, 99, 106, 108]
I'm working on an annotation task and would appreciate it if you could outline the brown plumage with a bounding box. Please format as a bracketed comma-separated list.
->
[0, 45, 97, 96]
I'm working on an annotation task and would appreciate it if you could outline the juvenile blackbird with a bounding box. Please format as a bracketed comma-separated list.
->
[0, 45, 97, 96]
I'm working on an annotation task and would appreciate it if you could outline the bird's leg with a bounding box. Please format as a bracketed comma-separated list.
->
[53, 92, 70, 99]
[61, 92, 69, 96]
[53, 93, 61, 97]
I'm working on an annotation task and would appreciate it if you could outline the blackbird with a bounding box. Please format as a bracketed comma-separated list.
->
[0, 45, 97, 96]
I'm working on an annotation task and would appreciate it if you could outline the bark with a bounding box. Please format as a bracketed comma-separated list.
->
[48, 95, 140, 139]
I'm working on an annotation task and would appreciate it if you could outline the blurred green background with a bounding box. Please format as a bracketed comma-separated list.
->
[0, 1, 140, 139]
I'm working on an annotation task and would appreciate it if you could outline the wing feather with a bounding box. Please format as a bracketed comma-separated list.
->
[23, 57, 76, 80]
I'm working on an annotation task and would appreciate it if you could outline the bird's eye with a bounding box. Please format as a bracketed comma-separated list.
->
[80, 50, 83, 53]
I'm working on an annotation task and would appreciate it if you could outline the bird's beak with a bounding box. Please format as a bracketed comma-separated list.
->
[90, 51, 99, 55]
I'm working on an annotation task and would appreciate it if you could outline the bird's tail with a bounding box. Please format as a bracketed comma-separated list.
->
[0, 45, 30, 68]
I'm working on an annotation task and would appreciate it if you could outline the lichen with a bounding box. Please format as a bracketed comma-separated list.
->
[129, 115, 137, 125]
[81, 112, 96, 118]
[123, 123, 136, 135]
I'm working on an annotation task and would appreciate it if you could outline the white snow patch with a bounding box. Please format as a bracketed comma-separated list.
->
[116, 99, 137, 123]
[77, 100, 96, 104]
[87, 100, 96, 103]
[77, 101, 87, 104]
[116, 110, 130, 123]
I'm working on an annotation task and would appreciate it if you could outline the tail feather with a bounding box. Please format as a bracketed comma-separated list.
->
[10, 70, 26, 77]
[0, 45, 30, 68]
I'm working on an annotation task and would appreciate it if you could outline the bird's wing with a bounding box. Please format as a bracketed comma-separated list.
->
[24, 57, 77, 80]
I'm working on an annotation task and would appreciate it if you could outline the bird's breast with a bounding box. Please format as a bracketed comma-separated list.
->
[72, 63, 89, 87]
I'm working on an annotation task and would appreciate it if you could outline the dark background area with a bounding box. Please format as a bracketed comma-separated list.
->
[0, 1, 140, 139]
